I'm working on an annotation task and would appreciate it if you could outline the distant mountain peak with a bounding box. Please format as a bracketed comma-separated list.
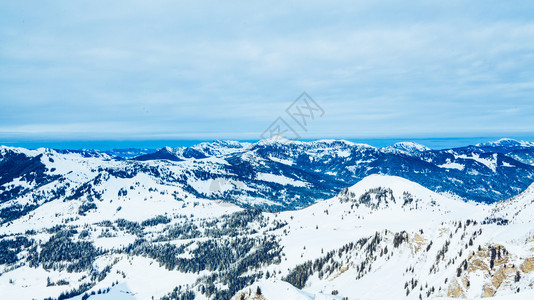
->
[257, 137, 301, 146]
[381, 141, 431, 154]
[256, 138, 375, 150]
[477, 138, 534, 148]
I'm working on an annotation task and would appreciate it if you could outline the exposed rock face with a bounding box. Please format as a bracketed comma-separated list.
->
[488, 265, 518, 295]
[520, 257, 534, 273]
[410, 233, 427, 253]
[446, 244, 532, 298]
[447, 278, 466, 298]
[483, 284, 496, 298]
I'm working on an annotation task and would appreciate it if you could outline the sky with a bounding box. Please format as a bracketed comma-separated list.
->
[1, 1, 534, 148]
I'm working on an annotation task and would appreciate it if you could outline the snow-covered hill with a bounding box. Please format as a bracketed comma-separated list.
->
[1, 172, 533, 299]
[232, 176, 534, 300]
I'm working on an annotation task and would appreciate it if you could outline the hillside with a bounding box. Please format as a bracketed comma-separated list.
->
[1, 171, 533, 299]
[2, 138, 534, 225]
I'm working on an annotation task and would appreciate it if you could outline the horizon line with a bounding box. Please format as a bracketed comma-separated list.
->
[1, 136, 534, 151]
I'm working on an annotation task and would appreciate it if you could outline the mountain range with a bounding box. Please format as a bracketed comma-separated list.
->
[2, 138, 534, 216]
[1, 138, 534, 299]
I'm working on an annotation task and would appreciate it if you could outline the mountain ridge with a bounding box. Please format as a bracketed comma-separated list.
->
[1, 174, 533, 299]
[1, 138, 534, 216]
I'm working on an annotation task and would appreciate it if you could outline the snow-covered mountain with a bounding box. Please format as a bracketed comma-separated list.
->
[2, 138, 534, 221]
[104, 148, 158, 159]
[476, 138, 534, 150]
[1, 172, 533, 299]
[381, 142, 431, 155]
[1, 139, 534, 299]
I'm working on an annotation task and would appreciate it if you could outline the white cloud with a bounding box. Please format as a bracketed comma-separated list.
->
[1, 1, 534, 140]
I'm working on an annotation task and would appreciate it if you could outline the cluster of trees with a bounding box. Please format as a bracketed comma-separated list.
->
[0, 204, 38, 225]
[130, 242, 191, 270]
[202, 209, 266, 238]
[0, 236, 33, 264]
[359, 187, 396, 208]
[115, 218, 144, 236]
[402, 191, 415, 206]
[28, 230, 98, 272]
[0, 151, 57, 203]
[393, 231, 409, 248]
[147, 235, 281, 299]
[42, 282, 93, 300]
[284, 261, 313, 289]
[157, 222, 200, 241]
[141, 215, 171, 227]
[46, 277, 69, 286]
[285, 233, 384, 289]
[152, 209, 276, 242]
[78, 202, 97, 215]
[66, 177, 103, 202]
[197, 272, 259, 299]
[285, 230, 413, 292]
[488, 245, 508, 269]
[456, 259, 469, 277]
[482, 217, 509, 226]
[160, 287, 195, 300]
[129, 236, 279, 275]
[113, 209, 268, 243]
[3, 206, 288, 299]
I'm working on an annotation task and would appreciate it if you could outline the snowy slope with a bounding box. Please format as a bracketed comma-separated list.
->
[1, 140, 534, 299]
[1, 174, 534, 299]
[232, 175, 534, 300]
[231, 279, 316, 300]
[487, 182, 534, 224]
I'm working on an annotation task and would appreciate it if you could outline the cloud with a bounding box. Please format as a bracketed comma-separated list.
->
[1, 1, 534, 141]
